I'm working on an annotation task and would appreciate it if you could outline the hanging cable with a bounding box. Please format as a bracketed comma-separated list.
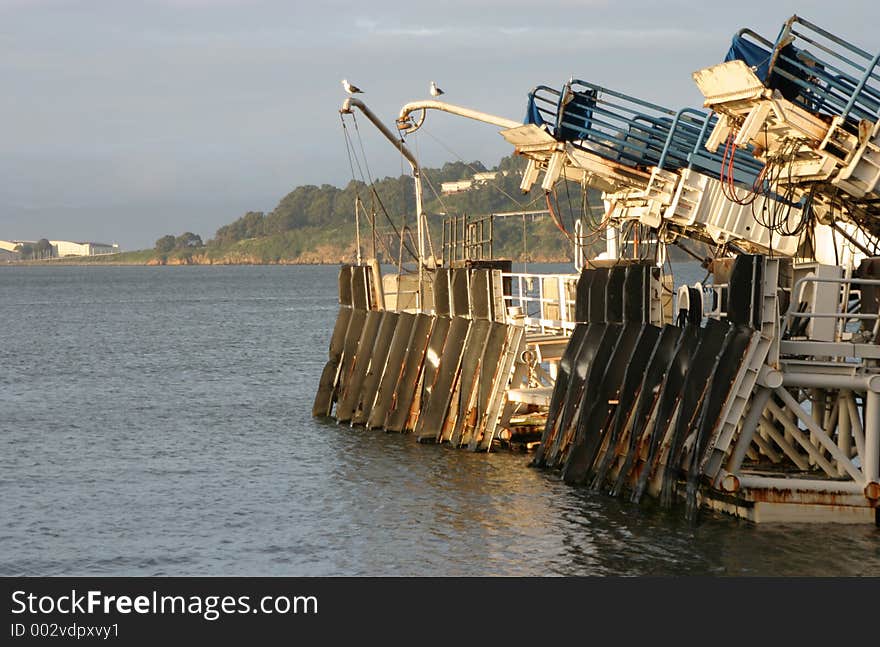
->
[341, 112, 420, 262]
[419, 127, 530, 208]
[545, 190, 575, 242]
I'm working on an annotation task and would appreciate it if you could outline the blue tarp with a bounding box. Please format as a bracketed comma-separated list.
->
[557, 89, 596, 141]
[724, 35, 806, 103]
[525, 94, 546, 126]
[725, 35, 771, 82]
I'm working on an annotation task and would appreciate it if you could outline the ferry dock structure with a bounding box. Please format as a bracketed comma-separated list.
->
[315, 14, 880, 525]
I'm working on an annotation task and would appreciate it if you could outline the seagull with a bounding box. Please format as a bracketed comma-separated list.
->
[342, 79, 363, 94]
[429, 81, 444, 97]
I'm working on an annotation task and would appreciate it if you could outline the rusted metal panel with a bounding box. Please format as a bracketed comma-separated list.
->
[384, 314, 434, 432]
[473, 325, 526, 451]
[658, 319, 733, 507]
[351, 311, 399, 426]
[541, 324, 605, 467]
[312, 306, 353, 418]
[611, 325, 683, 497]
[366, 313, 416, 429]
[562, 321, 643, 484]
[590, 324, 662, 490]
[335, 309, 384, 423]
[457, 322, 509, 448]
[414, 317, 471, 442]
[332, 308, 368, 420]
[532, 323, 588, 467]
[546, 323, 609, 468]
[446, 319, 493, 446]
[628, 324, 698, 502]
[685, 323, 754, 518]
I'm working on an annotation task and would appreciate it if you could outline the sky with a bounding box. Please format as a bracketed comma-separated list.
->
[1, 0, 877, 249]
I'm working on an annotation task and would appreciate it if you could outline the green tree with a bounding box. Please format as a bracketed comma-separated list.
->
[214, 211, 265, 244]
[175, 232, 203, 249]
[155, 235, 176, 253]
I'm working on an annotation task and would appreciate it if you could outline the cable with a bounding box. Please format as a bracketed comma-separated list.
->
[545, 191, 575, 242]
[342, 112, 420, 263]
[419, 127, 530, 208]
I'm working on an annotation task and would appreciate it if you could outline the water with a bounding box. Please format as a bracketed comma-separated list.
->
[1, 264, 878, 576]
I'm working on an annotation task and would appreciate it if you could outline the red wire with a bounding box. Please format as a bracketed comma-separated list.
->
[720, 133, 760, 206]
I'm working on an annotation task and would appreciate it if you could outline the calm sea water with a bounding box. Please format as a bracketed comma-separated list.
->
[1, 264, 879, 576]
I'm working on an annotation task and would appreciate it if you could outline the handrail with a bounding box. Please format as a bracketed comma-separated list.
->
[502, 272, 578, 334]
[760, 15, 880, 122]
[657, 108, 711, 171]
[687, 112, 715, 171]
[785, 276, 880, 340]
[529, 80, 761, 179]
[842, 51, 880, 121]
[735, 27, 774, 49]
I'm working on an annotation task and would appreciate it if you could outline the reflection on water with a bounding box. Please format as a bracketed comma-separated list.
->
[0, 264, 878, 576]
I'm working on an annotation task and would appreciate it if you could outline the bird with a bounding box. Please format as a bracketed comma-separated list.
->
[429, 81, 444, 97]
[342, 79, 363, 94]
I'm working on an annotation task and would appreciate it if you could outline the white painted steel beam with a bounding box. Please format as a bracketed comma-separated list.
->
[724, 386, 772, 478]
[396, 100, 521, 133]
[844, 392, 867, 462]
[759, 417, 811, 471]
[864, 390, 880, 483]
[781, 372, 880, 392]
[734, 474, 867, 495]
[765, 399, 838, 477]
[773, 387, 865, 483]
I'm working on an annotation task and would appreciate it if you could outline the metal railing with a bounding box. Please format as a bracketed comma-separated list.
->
[525, 82, 763, 183]
[502, 272, 578, 333]
[784, 276, 880, 340]
[441, 214, 493, 265]
[762, 16, 880, 122]
[660, 108, 763, 183]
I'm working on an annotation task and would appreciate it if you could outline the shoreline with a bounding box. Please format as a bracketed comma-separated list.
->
[2, 254, 577, 268]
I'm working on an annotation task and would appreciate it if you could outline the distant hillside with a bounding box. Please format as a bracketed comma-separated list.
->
[56, 153, 700, 266]
[192, 154, 597, 265]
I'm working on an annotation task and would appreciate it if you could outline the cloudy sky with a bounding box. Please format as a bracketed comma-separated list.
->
[2, 0, 876, 248]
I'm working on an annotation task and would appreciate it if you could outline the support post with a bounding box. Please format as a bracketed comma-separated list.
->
[725, 386, 772, 479]
[865, 390, 880, 483]
[844, 392, 866, 461]
[774, 387, 864, 483]
[839, 389, 852, 476]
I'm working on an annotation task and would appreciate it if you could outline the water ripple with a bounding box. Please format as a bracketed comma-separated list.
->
[1, 264, 879, 576]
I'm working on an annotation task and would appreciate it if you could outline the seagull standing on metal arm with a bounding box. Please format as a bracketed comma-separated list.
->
[430, 81, 444, 97]
[342, 79, 363, 94]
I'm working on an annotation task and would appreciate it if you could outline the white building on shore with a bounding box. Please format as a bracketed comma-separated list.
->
[0, 239, 120, 258]
[50, 240, 120, 257]
[0, 240, 24, 252]
[440, 170, 509, 195]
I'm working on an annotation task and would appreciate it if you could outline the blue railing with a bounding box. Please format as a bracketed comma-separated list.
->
[525, 81, 763, 185]
[726, 16, 880, 123]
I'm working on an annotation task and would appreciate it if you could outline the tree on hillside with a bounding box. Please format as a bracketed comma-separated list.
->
[200, 153, 595, 263]
[175, 232, 203, 249]
[155, 235, 176, 253]
[213, 211, 265, 245]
